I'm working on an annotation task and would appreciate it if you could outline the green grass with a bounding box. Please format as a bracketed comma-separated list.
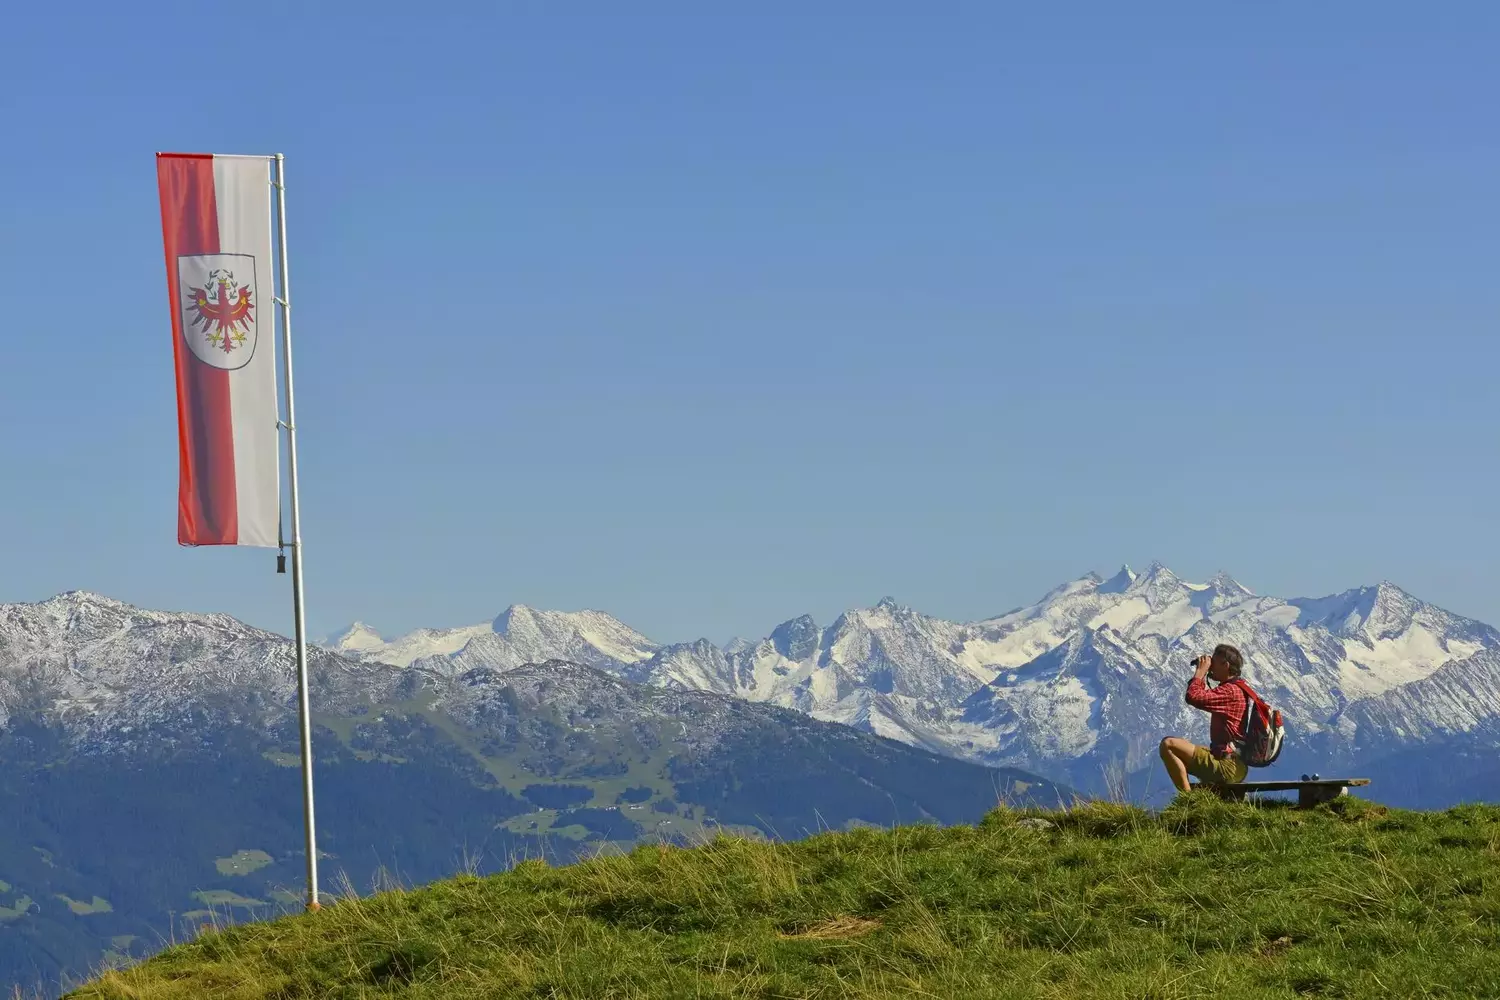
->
[58, 894, 113, 915]
[0, 894, 31, 922]
[191, 890, 271, 909]
[216, 850, 275, 877]
[65, 793, 1500, 999]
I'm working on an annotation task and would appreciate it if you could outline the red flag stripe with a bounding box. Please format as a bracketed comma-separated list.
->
[157, 154, 239, 545]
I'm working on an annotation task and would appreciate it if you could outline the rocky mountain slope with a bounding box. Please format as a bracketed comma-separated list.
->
[331, 563, 1500, 795]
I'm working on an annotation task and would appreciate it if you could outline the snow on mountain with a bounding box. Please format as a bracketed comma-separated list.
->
[328, 620, 491, 666]
[1341, 647, 1500, 747]
[0, 595, 827, 767]
[1282, 582, 1491, 698]
[939, 566, 1500, 778]
[959, 627, 1122, 760]
[323, 621, 387, 654]
[330, 604, 659, 676]
[435, 576, 1454, 780]
[0, 591, 385, 739]
[625, 564, 1282, 742]
[0, 593, 1073, 828]
[643, 638, 739, 694]
[493, 604, 659, 671]
[627, 598, 1016, 754]
[10, 562, 1500, 790]
[328, 563, 1500, 783]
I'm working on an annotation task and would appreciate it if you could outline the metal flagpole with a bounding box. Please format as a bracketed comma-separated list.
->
[273, 152, 320, 912]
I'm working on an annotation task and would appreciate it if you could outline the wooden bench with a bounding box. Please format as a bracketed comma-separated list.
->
[1191, 777, 1371, 808]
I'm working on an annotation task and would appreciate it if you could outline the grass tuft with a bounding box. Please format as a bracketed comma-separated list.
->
[1050, 800, 1152, 838]
[776, 914, 880, 940]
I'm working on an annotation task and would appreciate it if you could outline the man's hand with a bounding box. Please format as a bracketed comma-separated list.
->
[1193, 655, 1212, 679]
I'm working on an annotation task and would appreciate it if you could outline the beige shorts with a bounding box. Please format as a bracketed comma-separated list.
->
[1188, 746, 1248, 785]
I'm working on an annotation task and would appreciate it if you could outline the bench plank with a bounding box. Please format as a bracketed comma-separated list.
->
[1189, 777, 1372, 808]
[1226, 779, 1370, 792]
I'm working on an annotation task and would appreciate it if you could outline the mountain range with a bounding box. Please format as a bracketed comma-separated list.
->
[329, 562, 1500, 802]
[0, 590, 1065, 994]
[5, 562, 1498, 992]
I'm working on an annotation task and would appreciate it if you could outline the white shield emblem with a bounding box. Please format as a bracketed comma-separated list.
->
[177, 253, 260, 371]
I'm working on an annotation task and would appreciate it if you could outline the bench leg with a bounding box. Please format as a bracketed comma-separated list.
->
[1299, 785, 1347, 808]
[1200, 783, 1244, 802]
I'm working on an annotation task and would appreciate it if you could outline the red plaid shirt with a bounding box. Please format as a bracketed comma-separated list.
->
[1185, 676, 1248, 757]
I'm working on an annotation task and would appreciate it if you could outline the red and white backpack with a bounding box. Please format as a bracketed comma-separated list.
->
[1227, 678, 1285, 767]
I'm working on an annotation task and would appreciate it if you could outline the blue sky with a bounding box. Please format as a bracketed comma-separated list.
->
[1, 4, 1497, 644]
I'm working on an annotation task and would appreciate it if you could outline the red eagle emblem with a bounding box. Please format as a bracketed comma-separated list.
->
[185, 268, 254, 353]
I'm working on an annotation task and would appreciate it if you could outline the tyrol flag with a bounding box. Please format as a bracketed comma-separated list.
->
[157, 154, 280, 547]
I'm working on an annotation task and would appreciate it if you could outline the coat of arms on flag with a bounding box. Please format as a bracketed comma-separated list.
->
[177, 252, 259, 370]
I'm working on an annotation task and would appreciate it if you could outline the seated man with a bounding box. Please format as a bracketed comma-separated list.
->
[1159, 643, 1249, 792]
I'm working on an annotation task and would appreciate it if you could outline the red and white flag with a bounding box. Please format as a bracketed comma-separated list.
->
[156, 153, 280, 547]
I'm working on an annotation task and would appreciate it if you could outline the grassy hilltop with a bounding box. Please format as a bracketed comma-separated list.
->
[67, 793, 1500, 1000]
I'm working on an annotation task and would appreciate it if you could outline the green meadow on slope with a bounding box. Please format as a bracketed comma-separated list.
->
[68, 793, 1500, 999]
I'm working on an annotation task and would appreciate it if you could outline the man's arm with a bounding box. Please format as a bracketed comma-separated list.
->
[1184, 654, 1211, 707]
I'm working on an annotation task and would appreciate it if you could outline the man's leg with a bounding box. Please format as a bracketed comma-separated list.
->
[1159, 737, 1200, 793]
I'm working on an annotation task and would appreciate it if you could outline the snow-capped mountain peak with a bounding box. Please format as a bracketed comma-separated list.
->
[333, 621, 491, 669]
[328, 603, 660, 675]
[1028, 572, 1110, 609]
[2, 591, 272, 647]
[1289, 581, 1420, 639]
[325, 622, 386, 654]
[493, 603, 657, 665]
[47, 590, 127, 607]
[1124, 561, 1185, 605]
[1206, 570, 1252, 595]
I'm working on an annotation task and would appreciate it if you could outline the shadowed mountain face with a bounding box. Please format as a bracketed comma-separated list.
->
[0, 593, 1067, 995]
[329, 565, 1500, 802]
